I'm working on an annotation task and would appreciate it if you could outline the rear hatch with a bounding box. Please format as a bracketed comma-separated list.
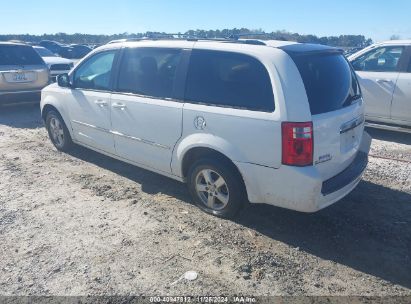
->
[283, 45, 364, 180]
[0, 44, 49, 91]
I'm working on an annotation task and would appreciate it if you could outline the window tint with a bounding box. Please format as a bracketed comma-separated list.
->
[185, 50, 274, 112]
[117, 48, 182, 99]
[352, 47, 404, 72]
[73, 51, 116, 90]
[0, 45, 44, 65]
[291, 53, 360, 115]
[408, 59, 411, 72]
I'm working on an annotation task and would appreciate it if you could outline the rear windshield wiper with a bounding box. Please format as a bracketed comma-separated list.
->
[343, 94, 362, 107]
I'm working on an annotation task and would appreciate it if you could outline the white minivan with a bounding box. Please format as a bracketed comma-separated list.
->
[40, 39, 371, 218]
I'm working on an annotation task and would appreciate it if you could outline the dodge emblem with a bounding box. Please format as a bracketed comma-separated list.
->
[194, 116, 206, 130]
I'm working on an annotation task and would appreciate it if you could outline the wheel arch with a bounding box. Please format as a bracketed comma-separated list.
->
[41, 97, 74, 138]
[173, 134, 247, 176]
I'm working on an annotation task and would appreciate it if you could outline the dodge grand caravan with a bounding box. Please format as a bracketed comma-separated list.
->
[40, 39, 371, 218]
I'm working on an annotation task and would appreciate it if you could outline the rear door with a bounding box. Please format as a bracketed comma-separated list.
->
[390, 46, 411, 126]
[351, 46, 405, 121]
[288, 50, 365, 180]
[110, 47, 187, 173]
[0, 44, 48, 91]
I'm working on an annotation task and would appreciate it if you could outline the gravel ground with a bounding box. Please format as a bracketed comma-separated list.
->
[0, 105, 410, 297]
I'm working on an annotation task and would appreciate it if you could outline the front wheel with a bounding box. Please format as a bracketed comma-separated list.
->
[45, 110, 73, 152]
[187, 158, 246, 218]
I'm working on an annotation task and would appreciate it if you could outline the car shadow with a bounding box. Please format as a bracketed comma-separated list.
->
[67, 145, 191, 202]
[366, 127, 411, 145]
[236, 181, 411, 289]
[0, 104, 43, 129]
[68, 144, 411, 289]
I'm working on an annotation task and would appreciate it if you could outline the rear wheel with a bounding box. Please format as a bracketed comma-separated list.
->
[187, 158, 246, 218]
[45, 110, 73, 152]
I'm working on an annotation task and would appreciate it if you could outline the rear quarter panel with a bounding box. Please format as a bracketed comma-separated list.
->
[172, 45, 308, 177]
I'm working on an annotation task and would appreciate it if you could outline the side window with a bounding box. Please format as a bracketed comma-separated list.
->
[352, 47, 404, 72]
[185, 50, 274, 112]
[408, 58, 411, 72]
[73, 51, 116, 91]
[117, 47, 182, 99]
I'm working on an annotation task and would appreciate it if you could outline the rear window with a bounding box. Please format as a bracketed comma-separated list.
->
[185, 50, 274, 112]
[0, 45, 44, 66]
[291, 53, 360, 115]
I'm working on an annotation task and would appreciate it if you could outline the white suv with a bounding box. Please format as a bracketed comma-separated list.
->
[40, 39, 371, 218]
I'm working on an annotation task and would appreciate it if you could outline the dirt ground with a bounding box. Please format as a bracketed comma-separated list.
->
[0, 104, 410, 297]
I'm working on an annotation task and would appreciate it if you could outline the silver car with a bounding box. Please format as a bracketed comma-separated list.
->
[0, 42, 49, 105]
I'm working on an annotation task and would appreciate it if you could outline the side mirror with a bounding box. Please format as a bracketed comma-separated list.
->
[351, 60, 362, 71]
[57, 73, 71, 88]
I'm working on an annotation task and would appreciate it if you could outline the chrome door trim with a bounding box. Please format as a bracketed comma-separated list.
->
[72, 120, 110, 133]
[72, 120, 170, 150]
[340, 114, 365, 134]
[110, 131, 170, 150]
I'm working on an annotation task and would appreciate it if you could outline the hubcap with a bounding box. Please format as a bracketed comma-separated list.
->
[195, 169, 229, 211]
[49, 117, 64, 147]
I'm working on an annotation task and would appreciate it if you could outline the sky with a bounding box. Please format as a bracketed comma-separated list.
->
[1, 0, 410, 42]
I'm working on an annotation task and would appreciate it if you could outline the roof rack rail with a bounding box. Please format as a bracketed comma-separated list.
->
[106, 32, 268, 46]
[227, 32, 267, 40]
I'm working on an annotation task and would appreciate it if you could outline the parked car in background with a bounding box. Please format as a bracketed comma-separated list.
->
[41, 39, 371, 218]
[0, 42, 49, 105]
[59, 44, 92, 60]
[349, 40, 411, 131]
[344, 47, 363, 57]
[34, 46, 74, 82]
[39, 40, 64, 55]
[70, 44, 92, 58]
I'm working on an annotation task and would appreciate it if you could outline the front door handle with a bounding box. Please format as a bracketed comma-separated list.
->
[112, 102, 127, 110]
[94, 100, 108, 106]
[376, 79, 393, 85]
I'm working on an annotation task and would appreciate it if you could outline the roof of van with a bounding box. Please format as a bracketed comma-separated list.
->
[104, 38, 341, 54]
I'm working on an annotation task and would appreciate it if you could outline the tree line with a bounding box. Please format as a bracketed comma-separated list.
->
[0, 28, 373, 47]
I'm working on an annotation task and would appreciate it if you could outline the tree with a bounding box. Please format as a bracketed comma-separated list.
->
[0, 28, 373, 47]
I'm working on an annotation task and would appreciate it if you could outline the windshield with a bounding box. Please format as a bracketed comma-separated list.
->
[0, 45, 44, 65]
[290, 53, 361, 115]
[34, 46, 57, 57]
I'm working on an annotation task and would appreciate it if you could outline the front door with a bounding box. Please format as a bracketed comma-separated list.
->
[68, 50, 117, 154]
[110, 47, 186, 173]
[351, 46, 405, 122]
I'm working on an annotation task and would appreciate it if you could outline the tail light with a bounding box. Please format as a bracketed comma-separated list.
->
[282, 122, 313, 166]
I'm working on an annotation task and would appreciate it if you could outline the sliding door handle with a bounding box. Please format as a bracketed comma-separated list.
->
[94, 100, 108, 106]
[112, 102, 127, 110]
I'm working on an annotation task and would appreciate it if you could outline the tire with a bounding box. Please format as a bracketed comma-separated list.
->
[187, 158, 247, 218]
[45, 110, 73, 152]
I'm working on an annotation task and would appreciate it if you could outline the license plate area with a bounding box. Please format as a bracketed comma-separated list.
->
[340, 115, 364, 153]
[4, 71, 35, 83]
[341, 128, 361, 153]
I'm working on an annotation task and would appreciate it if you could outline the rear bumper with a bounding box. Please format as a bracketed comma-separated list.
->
[236, 132, 372, 213]
[0, 90, 41, 105]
